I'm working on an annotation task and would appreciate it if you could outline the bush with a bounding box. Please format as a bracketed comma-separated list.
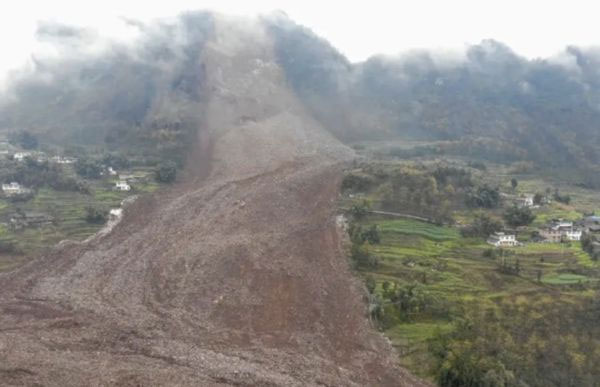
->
[461, 212, 503, 238]
[84, 206, 108, 224]
[466, 185, 501, 208]
[553, 189, 571, 204]
[348, 199, 371, 220]
[155, 161, 177, 183]
[503, 205, 536, 227]
[350, 242, 378, 269]
[348, 223, 380, 245]
[341, 173, 374, 192]
[75, 158, 104, 179]
[101, 153, 130, 169]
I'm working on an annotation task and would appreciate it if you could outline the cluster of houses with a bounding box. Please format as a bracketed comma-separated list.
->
[487, 218, 587, 247]
[1, 182, 31, 197]
[538, 219, 582, 242]
[8, 151, 76, 165]
[487, 232, 520, 247]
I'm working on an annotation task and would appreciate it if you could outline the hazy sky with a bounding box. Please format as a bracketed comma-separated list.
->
[3, 0, 600, 77]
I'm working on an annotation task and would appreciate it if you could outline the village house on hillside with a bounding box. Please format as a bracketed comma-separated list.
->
[516, 194, 535, 208]
[50, 155, 76, 164]
[13, 152, 31, 162]
[579, 215, 600, 232]
[540, 219, 582, 242]
[487, 232, 519, 247]
[1, 182, 31, 197]
[115, 181, 131, 191]
[118, 172, 150, 183]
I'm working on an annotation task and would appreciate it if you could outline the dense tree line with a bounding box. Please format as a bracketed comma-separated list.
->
[429, 294, 600, 387]
[0, 157, 88, 194]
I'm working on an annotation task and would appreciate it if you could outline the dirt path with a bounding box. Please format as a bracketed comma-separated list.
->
[0, 16, 428, 387]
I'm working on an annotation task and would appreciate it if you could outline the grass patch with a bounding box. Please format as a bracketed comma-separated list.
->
[542, 273, 592, 285]
[374, 218, 460, 241]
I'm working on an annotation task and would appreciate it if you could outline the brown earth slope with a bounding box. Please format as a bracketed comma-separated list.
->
[0, 16, 428, 387]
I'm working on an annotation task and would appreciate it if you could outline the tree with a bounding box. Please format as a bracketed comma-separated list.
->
[511, 178, 518, 191]
[503, 205, 535, 227]
[553, 189, 571, 205]
[466, 185, 501, 208]
[155, 161, 177, 183]
[75, 158, 104, 179]
[365, 275, 376, 294]
[350, 242, 378, 269]
[101, 153, 130, 169]
[348, 199, 370, 220]
[10, 130, 38, 150]
[533, 192, 544, 205]
[84, 205, 108, 224]
[461, 212, 504, 238]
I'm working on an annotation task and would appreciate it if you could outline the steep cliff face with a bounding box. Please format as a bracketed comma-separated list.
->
[0, 16, 427, 386]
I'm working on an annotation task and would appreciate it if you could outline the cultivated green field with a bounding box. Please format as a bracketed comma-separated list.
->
[0, 171, 159, 262]
[353, 213, 600, 381]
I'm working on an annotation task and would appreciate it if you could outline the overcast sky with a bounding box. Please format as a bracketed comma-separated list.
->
[3, 0, 600, 78]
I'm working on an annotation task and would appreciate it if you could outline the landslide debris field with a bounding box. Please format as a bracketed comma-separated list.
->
[0, 18, 427, 386]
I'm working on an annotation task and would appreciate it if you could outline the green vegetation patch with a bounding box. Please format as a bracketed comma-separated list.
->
[375, 218, 460, 242]
[541, 273, 592, 285]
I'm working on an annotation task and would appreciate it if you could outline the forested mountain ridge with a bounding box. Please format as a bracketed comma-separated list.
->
[267, 15, 600, 171]
[4, 12, 600, 173]
[0, 12, 213, 163]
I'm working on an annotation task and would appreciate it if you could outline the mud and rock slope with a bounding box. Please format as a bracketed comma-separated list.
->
[0, 16, 428, 387]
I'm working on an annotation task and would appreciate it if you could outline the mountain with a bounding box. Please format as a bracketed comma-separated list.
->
[0, 13, 428, 387]
[267, 16, 600, 172]
[3, 9, 600, 386]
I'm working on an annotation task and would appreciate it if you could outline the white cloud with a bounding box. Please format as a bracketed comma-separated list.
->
[1, 0, 600, 84]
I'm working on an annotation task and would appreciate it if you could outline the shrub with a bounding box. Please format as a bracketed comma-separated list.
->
[461, 212, 503, 238]
[348, 199, 371, 220]
[466, 185, 501, 208]
[75, 158, 104, 179]
[155, 161, 177, 183]
[84, 206, 108, 224]
[503, 206, 536, 227]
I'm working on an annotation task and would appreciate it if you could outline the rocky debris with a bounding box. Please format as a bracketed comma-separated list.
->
[0, 15, 429, 387]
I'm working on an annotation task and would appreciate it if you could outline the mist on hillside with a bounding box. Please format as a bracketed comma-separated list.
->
[4, 12, 600, 177]
[267, 17, 600, 174]
[0, 12, 213, 146]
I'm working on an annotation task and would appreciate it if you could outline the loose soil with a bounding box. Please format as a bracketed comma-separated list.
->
[0, 16, 428, 387]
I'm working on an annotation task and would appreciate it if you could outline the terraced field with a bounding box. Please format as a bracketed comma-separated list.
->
[355, 216, 600, 381]
[0, 177, 158, 257]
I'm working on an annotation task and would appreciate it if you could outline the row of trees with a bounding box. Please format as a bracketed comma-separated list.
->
[75, 156, 177, 183]
[461, 207, 536, 238]
[0, 157, 89, 194]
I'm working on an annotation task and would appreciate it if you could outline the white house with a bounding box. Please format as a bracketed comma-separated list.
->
[13, 152, 31, 161]
[115, 181, 131, 191]
[487, 232, 519, 247]
[2, 182, 28, 196]
[108, 167, 117, 176]
[564, 228, 582, 241]
[540, 219, 582, 242]
[50, 156, 76, 164]
[516, 195, 534, 207]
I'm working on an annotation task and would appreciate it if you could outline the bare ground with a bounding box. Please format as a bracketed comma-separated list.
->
[0, 16, 428, 387]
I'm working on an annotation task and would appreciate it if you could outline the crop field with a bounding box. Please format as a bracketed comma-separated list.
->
[0, 174, 159, 264]
[354, 213, 600, 381]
